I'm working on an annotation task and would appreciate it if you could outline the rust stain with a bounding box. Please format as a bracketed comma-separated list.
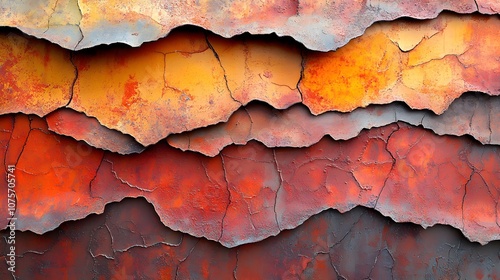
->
[301, 30, 401, 113]
[1, 114, 499, 247]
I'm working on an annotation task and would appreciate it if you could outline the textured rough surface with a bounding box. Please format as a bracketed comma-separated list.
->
[0, 0, 82, 49]
[300, 14, 500, 114]
[1, 0, 497, 51]
[0, 114, 104, 232]
[168, 92, 500, 156]
[0, 30, 74, 116]
[69, 28, 240, 146]
[2, 115, 499, 247]
[2, 2, 500, 278]
[1, 198, 498, 279]
[206, 33, 303, 108]
[42, 92, 500, 156]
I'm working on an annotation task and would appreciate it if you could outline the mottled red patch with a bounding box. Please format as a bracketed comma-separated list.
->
[122, 76, 140, 109]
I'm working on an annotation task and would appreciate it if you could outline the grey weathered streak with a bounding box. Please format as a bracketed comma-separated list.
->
[1, 0, 498, 51]
[168, 92, 500, 157]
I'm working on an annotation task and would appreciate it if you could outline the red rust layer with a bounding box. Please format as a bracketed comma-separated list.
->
[0, 198, 498, 279]
[0, 114, 105, 232]
[1, 114, 499, 247]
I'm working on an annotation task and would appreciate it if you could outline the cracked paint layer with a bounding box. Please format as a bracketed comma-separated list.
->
[66, 27, 304, 145]
[206, 33, 303, 109]
[2, 114, 499, 247]
[0, 0, 83, 49]
[1, 14, 500, 145]
[0, 29, 74, 116]
[1, 0, 498, 51]
[69, 27, 240, 146]
[0, 114, 104, 232]
[1, 6, 500, 277]
[300, 13, 500, 114]
[168, 92, 500, 156]
[0, 198, 498, 279]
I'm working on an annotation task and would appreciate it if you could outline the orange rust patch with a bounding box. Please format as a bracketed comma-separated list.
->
[300, 14, 500, 114]
[301, 30, 401, 113]
[70, 29, 240, 146]
[208, 33, 303, 108]
[0, 31, 74, 116]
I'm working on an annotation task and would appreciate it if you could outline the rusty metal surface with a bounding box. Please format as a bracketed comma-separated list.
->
[0, 198, 498, 279]
[1, 3, 500, 278]
[69, 28, 241, 146]
[0, 30, 74, 116]
[2, 114, 499, 247]
[0, 114, 105, 232]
